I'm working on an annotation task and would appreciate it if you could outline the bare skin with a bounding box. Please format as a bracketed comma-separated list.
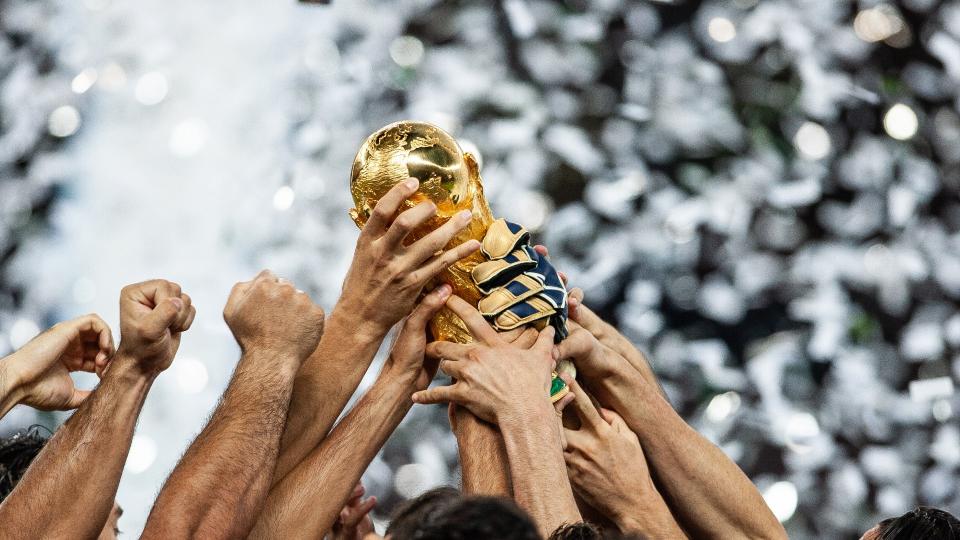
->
[329, 483, 376, 540]
[414, 296, 581, 538]
[249, 285, 452, 539]
[271, 178, 480, 484]
[142, 271, 324, 540]
[0, 279, 195, 540]
[559, 298, 786, 540]
[563, 378, 686, 538]
[0, 314, 115, 418]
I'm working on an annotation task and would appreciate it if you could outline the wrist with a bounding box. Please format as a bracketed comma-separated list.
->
[239, 347, 301, 378]
[499, 398, 556, 431]
[330, 300, 390, 341]
[105, 353, 159, 387]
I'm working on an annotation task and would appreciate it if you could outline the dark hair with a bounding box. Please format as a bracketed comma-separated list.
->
[550, 522, 603, 540]
[388, 489, 539, 540]
[0, 426, 49, 502]
[549, 522, 647, 540]
[875, 507, 960, 540]
[387, 487, 462, 538]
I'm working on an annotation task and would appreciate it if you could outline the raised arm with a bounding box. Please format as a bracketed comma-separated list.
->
[0, 279, 194, 540]
[142, 271, 324, 540]
[250, 285, 450, 538]
[273, 178, 479, 481]
[0, 314, 114, 420]
[413, 296, 581, 537]
[560, 301, 786, 540]
[562, 379, 685, 538]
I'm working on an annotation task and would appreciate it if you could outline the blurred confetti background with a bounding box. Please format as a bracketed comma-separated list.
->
[2, 0, 960, 538]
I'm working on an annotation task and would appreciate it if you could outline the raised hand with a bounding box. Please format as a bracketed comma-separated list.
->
[1, 314, 114, 412]
[340, 178, 481, 335]
[412, 295, 557, 425]
[381, 284, 452, 391]
[563, 379, 681, 537]
[223, 270, 325, 366]
[329, 483, 376, 540]
[115, 279, 195, 376]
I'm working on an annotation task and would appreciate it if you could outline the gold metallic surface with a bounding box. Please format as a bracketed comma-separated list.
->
[349, 121, 494, 343]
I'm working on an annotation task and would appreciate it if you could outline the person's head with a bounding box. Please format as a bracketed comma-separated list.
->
[0, 427, 122, 540]
[861, 507, 960, 540]
[548, 522, 647, 540]
[385, 487, 539, 540]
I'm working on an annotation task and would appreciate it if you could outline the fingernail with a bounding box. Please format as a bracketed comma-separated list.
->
[468, 239, 481, 250]
[456, 210, 472, 223]
[170, 298, 184, 310]
[569, 297, 579, 307]
[405, 178, 419, 190]
[552, 347, 560, 360]
[437, 284, 452, 298]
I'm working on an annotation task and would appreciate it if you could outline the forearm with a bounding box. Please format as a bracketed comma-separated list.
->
[501, 407, 581, 537]
[452, 405, 512, 495]
[616, 482, 687, 538]
[0, 358, 151, 539]
[252, 375, 411, 538]
[143, 351, 297, 540]
[605, 372, 784, 540]
[274, 306, 386, 480]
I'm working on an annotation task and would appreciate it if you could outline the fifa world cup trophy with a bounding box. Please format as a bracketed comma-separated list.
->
[349, 121, 573, 400]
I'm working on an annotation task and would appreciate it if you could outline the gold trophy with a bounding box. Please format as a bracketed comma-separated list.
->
[349, 121, 571, 399]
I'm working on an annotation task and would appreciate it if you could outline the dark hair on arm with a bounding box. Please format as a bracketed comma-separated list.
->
[0, 426, 50, 502]
[876, 507, 960, 540]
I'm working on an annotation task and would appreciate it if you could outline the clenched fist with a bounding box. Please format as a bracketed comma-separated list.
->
[223, 270, 325, 364]
[115, 279, 196, 377]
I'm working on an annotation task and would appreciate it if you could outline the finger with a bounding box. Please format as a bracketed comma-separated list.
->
[411, 384, 464, 405]
[348, 483, 365, 504]
[558, 271, 568, 286]
[406, 209, 473, 264]
[532, 326, 555, 354]
[409, 239, 481, 286]
[407, 285, 452, 330]
[97, 320, 116, 357]
[444, 296, 499, 344]
[512, 327, 539, 349]
[344, 497, 377, 527]
[568, 378, 604, 431]
[224, 279, 254, 315]
[171, 293, 193, 331]
[437, 358, 469, 380]
[364, 178, 419, 236]
[64, 388, 92, 409]
[554, 391, 575, 415]
[180, 305, 198, 333]
[534, 244, 549, 258]
[425, 340, 472, 361]
[562, 427, 589, 452]
[556, 327, 596, 362]
[380, 200, 437, 250]
[567, 287, 583, 318]
[143, 297, 183, 338]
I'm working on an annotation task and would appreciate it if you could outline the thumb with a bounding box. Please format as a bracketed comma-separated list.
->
[144, 297, 183, 337]
[65, 388, 92, 409]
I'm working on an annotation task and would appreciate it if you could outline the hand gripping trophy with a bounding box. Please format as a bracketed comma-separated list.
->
[349, 121, 573, 401]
